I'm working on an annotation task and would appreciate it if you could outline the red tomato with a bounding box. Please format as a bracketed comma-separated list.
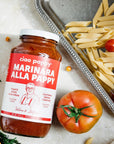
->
[105, 39, 114, 52]
[56, 90, 102, 134]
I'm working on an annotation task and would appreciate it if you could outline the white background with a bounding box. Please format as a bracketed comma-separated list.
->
[0, 0, 114, 144]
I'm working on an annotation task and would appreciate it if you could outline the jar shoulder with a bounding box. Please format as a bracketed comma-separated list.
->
[11, 43, 62, 61]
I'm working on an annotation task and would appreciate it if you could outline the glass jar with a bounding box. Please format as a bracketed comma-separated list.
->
[1, 29, 62, 137]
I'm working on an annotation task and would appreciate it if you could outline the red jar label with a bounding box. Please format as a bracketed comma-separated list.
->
[1, 53, 60, 124]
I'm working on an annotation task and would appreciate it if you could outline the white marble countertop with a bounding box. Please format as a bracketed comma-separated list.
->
[0, 0, 114, 144]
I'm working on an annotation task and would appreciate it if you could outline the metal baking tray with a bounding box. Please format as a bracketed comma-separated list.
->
[35, 0, 114, 113]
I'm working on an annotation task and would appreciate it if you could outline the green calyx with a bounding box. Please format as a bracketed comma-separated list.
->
[59, 105, 96, 123]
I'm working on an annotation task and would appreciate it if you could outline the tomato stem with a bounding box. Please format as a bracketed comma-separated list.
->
[59, 105, 96, 123]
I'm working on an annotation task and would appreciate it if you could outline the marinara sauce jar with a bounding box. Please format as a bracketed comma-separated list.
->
[1, 29, 62, 137]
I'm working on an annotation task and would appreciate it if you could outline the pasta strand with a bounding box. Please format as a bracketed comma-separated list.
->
[106, 3, 114, 16]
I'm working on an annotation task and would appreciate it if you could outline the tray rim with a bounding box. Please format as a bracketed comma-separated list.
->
[35, 0, 114, 113]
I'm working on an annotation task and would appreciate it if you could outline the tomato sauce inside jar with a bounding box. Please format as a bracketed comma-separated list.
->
[1, 29, 62, 137]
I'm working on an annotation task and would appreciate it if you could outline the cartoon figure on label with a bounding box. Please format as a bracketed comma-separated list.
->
[20, 83, 39, 113]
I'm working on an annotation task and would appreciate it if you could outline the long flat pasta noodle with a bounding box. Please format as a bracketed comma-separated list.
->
[93, 2, 103, 28]
[66, 27, 92, 33]
[106, 3, 114, 16]
[97, 20, 114, 27]
[65, 21, 92, 28]
[97, 15, 114, 21]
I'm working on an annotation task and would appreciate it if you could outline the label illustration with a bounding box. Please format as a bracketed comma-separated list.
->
[1, 53, 60, 124]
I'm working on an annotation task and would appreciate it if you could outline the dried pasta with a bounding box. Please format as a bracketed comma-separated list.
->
[93, 3, 103, 28]
[106, 3, 114, 16]
[86, 48, 98, 69]
[97, 15, 114, 21]
[78, 41, 104, 49]
[66, 27, 92, 33]
[88, 27, 110, 33]
[75, 38, 98, 44]
[65, 21, 92, 28]
[75, 33, 103, 39]
[63, 0, 114, 95]
[85, 137, 94, 144]
[97, 30, 114, 42]
[97, 20, 114, 27]
[95, 71, 114, 89]
[102, 0, 109, 15]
